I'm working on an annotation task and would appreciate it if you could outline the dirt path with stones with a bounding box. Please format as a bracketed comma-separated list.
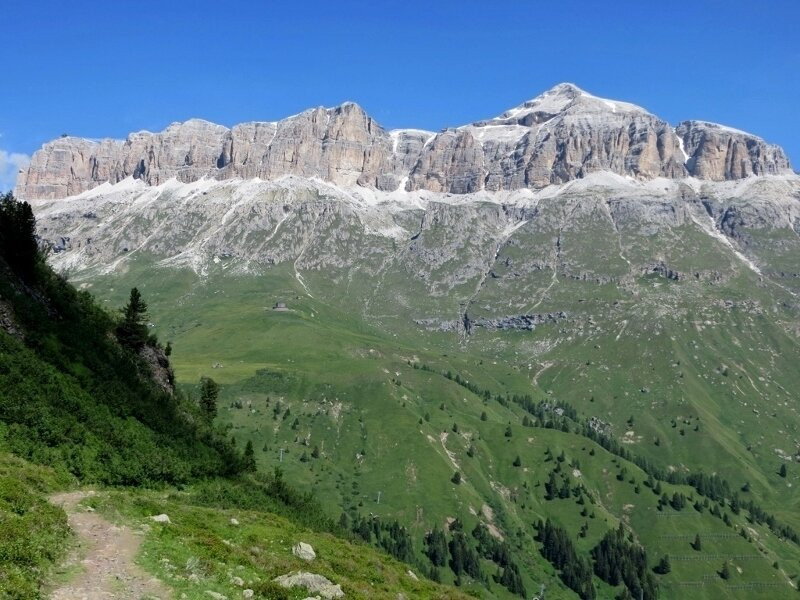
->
[48, 491, 170, 599]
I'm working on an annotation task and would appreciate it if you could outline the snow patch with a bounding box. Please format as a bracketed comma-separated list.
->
[676, 130, 690, 163]
[690, 211, 762, 275]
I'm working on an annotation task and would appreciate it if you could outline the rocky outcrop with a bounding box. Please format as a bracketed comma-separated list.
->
[17, 84, 793, 201]
[469, 312, 568, 331]
[645, 262, 682, 281]
[416, 312, 567, 333]
[677, 121, 791, 181]
[138, 345, 175, 395]
[273, 572, 344, 599]
[0, 299, 23, 340]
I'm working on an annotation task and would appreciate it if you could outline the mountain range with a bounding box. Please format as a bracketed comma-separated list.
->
[16, 83, 793, 201]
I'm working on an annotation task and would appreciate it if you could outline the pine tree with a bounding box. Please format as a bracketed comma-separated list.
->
[243, 440, 256, 471]
[779, 463, 788, 478]
[720, 561, 731, 580]
[512, 455, 522, 467]
[692, 533, 702, 551]
[311, 445, 320, 458]
[116, 287, 150, 349]
[544, 471, 558, 500]
[199, 376, 219, 422]
[653, 554, 671, 574]
[451, 471, 462, 484]
[504, 424, 513, 437]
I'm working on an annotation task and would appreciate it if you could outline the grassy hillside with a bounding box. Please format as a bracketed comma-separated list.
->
[72, 256, 800, 599]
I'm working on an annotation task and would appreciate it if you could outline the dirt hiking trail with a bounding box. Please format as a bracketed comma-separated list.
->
[48, 491, 170, 599]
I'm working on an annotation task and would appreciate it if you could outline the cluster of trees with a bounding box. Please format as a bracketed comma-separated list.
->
[472, 523, 526, 596]
[591, 525, 657, 600]
[657, 491, 688, 511]
[421, 519, 526, 596]
[423, 520, 483, 585]
[351, 514, 415, 564]
[536, 519, 596, 599]
[448, 530, 483, 583]
[0, 193, 40, 280]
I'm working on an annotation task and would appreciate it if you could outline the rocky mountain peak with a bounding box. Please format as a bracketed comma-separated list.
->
[490, 83, 648, 126]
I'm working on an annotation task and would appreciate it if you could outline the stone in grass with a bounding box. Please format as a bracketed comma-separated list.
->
[204, 592, 227, 600]
[230, 518, 240, 526]
[292, 541, 317, 561]
[150, 514, 171, 523]
[242, 591, 254, 599]
[273, 571, 343, 599]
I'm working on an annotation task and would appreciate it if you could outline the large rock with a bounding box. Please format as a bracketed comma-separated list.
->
[150, 514, 171, 523]
[17, 84, 793, 201]
[273, 572, 344, 599]
[292, 541, 317, 561]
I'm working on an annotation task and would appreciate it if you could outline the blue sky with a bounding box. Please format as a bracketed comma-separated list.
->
[2, 0, 799, 190]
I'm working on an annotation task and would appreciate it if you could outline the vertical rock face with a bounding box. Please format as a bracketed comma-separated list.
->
[677, 121, 792, 181]
[408, 83, 690, 193]
[123, 119, 230, 185]
[16, 83, 793, 201]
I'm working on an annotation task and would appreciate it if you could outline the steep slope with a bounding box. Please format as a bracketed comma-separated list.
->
[0, 235, 243, 486]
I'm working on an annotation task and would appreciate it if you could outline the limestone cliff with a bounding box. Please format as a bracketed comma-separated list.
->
[16, 84, 792, 200]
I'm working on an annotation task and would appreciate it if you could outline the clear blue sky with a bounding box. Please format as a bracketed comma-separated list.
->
[2, 0, 799, 189]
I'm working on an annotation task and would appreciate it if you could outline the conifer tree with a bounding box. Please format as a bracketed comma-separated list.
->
[691, 533, 702, 551]
[199, 376, 219, 422]
[653, 554, 671, 574]
[116, 287, 150, 349]
[243, 440, 256, 471]
[720, 561, 731, 580]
